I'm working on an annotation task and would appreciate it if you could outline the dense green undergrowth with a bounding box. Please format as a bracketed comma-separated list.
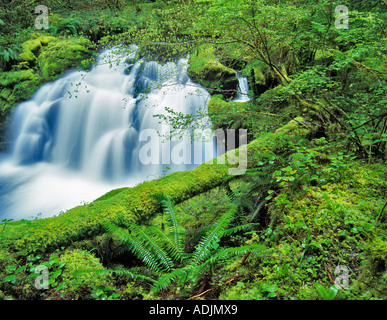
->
[0, 0, 386, 301]
[0, 151, 385, 300]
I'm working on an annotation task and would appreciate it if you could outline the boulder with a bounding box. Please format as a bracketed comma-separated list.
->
[18, 35, 57, 65]
[188, 44, 238, 100]
[38, 37, 94, 80]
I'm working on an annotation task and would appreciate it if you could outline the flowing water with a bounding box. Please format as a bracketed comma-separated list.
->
[0, 46, 219, 220]
[233, 72, 250, 102]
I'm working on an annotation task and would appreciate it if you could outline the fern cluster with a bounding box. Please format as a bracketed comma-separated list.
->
[50, 23, 79, 37]
[103, 192, 261, 293]
[0, 44, 20, 71]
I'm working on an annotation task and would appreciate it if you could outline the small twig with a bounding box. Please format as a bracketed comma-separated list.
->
[70, 239, 79, 249]
[375, 200, 387, 226]
[224, 276, 238, 285]
[188, 276, 238, 300]
[324, 263, 358, 300]
[188, 288, 213, 300]
[241, 251, 251, 265]
[351, 113, 387, 131]
[324, 263, 338, 287]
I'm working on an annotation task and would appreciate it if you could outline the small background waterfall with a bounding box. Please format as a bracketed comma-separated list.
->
[233, 72, 250, 102]
[0, 47, 221, 220]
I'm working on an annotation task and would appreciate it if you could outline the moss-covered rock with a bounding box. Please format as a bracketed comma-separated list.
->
[18, 35, 57, 65]
[38, 37, 94, 80]
[0, 88, 12, 100]
[188, 44, 239, 100]
[0, 35, 94, 149]
[0, 69, 40, 88]
[0, 69, 43, 120]
[208, 94, 250, 130]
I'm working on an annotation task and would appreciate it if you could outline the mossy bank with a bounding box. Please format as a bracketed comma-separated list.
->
[0, 34, 94, 149]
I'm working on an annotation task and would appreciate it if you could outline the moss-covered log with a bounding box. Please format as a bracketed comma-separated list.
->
[1, 116, 316, 253]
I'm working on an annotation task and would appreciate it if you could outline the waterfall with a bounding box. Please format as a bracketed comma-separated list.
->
[233, 72, 250, 102]
[0, 46, 216, 220]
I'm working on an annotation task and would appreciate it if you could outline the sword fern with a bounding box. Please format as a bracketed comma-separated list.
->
[152, 192, 184, 257]
[104, 222, 173, 273]
[191, 205, 237, 265]
[104, 192, 258, 293]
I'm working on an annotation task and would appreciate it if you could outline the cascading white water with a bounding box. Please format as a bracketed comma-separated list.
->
[233, 72, 250, 102]
[0, 46, 219, 220]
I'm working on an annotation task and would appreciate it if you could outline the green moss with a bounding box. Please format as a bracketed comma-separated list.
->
[0, 69, 40, 88]
[188, 44, 238, 99]
[208, 95, 249, 129]
[0, 35, 94, 138]
[0, 88, 12, 100]
[0, 69, 42, 116]
[18, 36, 57, 64]
[213, 153, 386, 300]
[94, 187, 129, 202]
[59, 249, 111, 292]
[367, 237, 387, 274]
[38, 37, 94, 80]
[1, 117, 316, 254]
[18, 39, 41, 63]
[11, 78, 42, 101]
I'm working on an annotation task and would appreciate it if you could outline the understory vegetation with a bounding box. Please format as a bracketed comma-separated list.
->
[0, 0, 386, 301]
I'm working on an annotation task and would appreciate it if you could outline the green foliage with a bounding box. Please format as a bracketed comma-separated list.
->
[266, 137, 356, 207]
[0, 219, 13, 243]
[0, 0, 385, 301]
[220, 280, 279, 300]
[1, 249, 67, 299]
[314, 283, 339, 300]
[187, 44, 238, 99]
[50, 22, 79, 37]
[47, 10, 132, 43]
[153, 193, 184, 257]
[59, 249, 111, 294]
[104, 192, 259, 295]
[0, 44, 20, 71]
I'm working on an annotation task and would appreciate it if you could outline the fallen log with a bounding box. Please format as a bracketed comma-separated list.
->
[1, 116, 316, 253]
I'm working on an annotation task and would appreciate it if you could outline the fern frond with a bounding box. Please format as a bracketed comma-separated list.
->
[185, 224, 213, 247]
[221, 222, 259, 237]
[191, 244, 266, 281]
[151, 265, 194, 293]
[67, 24, 78, 35]
[50, 25, 60, 36]
[131, 224, 175, 272]
[153, 192, 184, 255]
[1, 49, 9, 62]
[146, 226, 184, 264]
[192, 205, 237, 265]
[104, 222, 167, 273]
